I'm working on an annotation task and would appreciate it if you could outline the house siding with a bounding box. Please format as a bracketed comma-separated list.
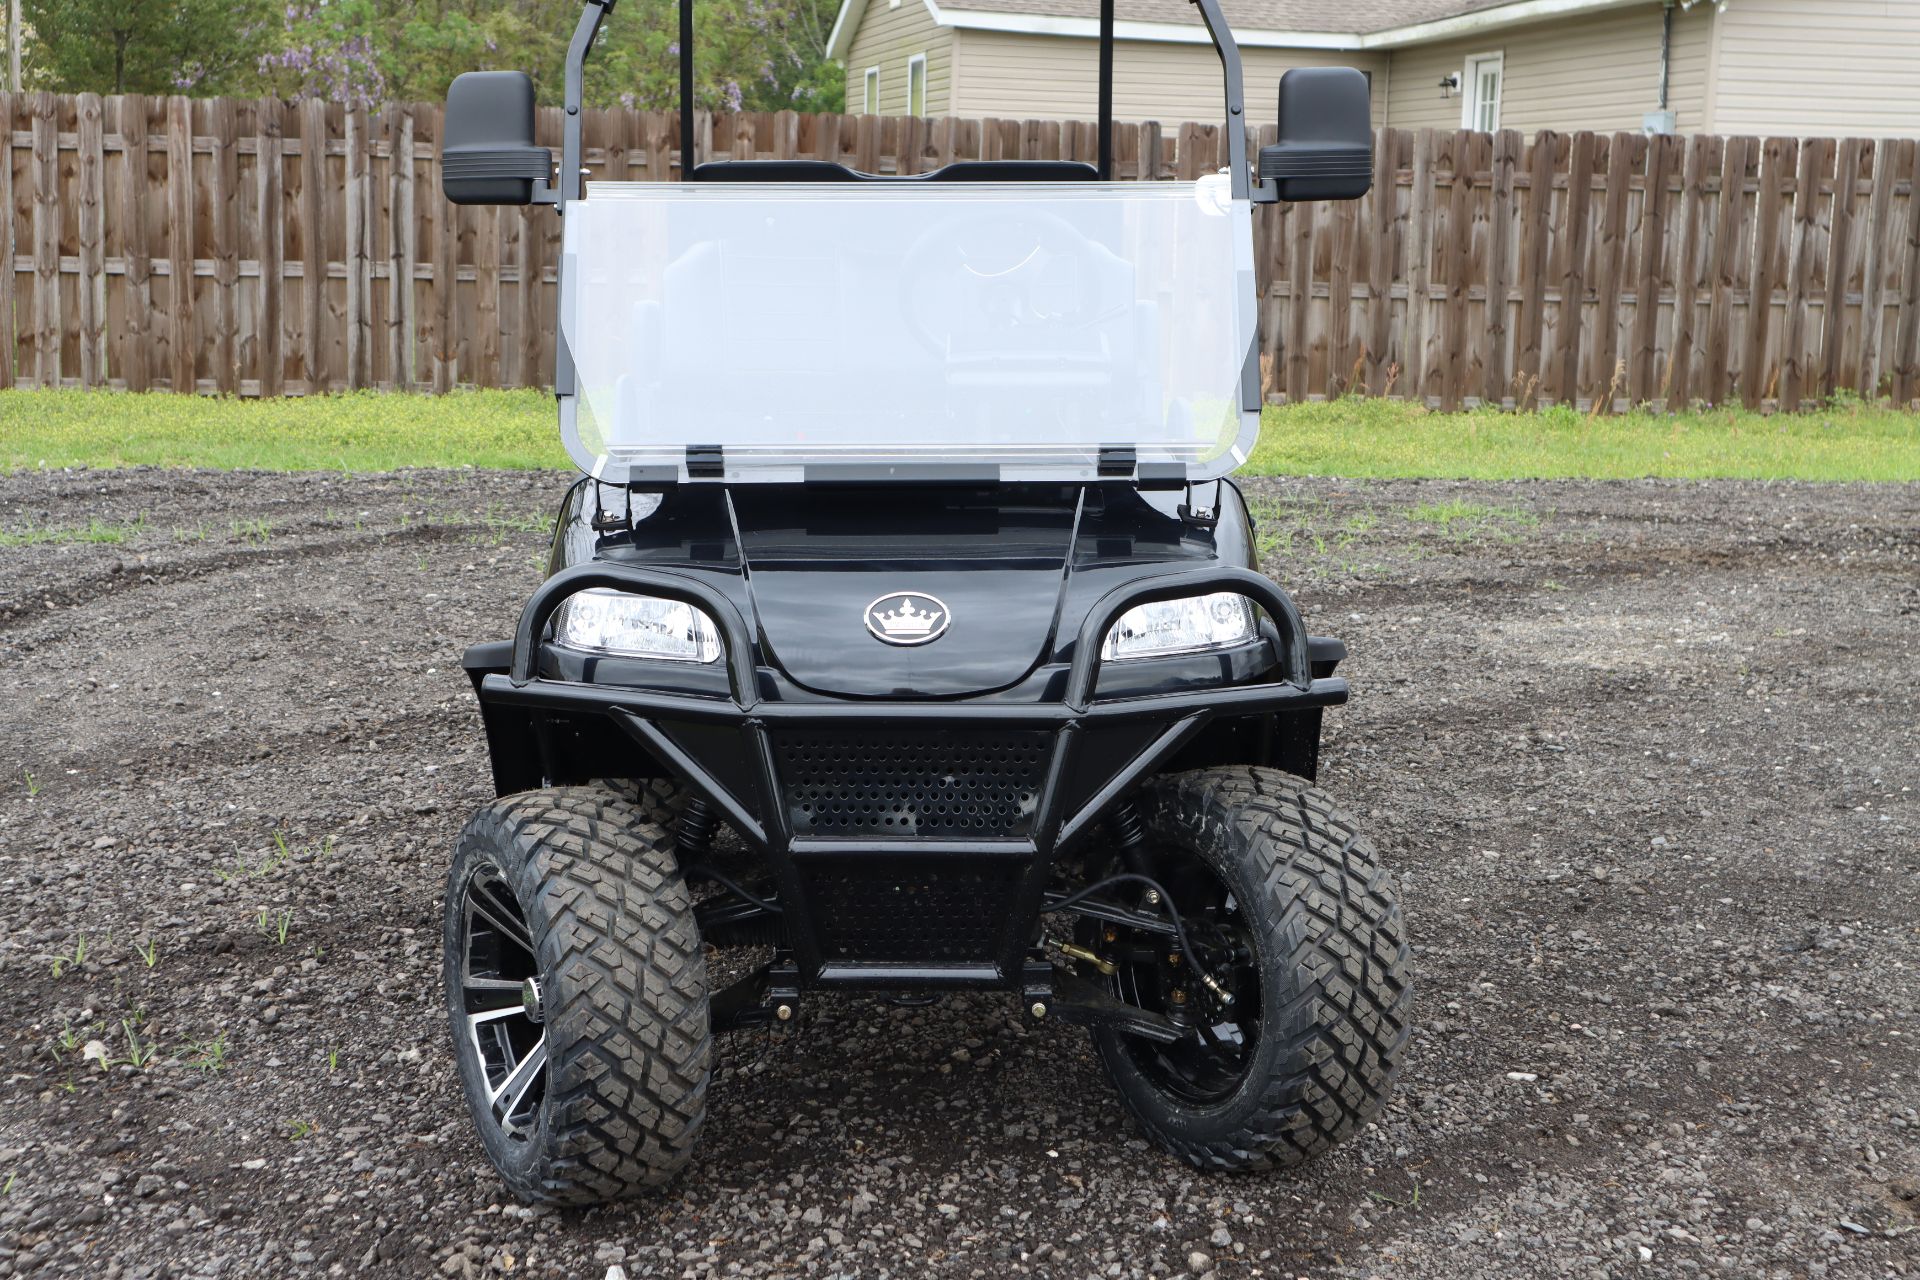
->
[1707, 0, 1920, 137]
[846, 0, 953, 115]
[948, 33, 1390, 125]
[1384, 2, 1713, 133]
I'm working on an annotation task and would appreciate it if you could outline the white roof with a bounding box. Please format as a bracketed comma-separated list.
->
[829, 0, 1652, 59]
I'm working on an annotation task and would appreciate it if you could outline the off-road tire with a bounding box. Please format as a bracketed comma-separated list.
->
[444, 787, 710, 1204]
[587, 775, 686, 829]
[1093, 766, 1411, 1171]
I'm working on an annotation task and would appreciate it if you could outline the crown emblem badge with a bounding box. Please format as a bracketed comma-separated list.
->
[864, 592, 950, 646]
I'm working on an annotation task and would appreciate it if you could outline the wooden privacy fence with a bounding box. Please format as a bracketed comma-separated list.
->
[6, 90, 1920, 410]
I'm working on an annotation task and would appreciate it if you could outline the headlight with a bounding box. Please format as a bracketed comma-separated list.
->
[1100, 591, 1257, 662]
[550, 589, 723, 663]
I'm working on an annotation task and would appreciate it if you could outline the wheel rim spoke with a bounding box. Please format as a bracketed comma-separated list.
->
[467, 880, 534, 955]
[468, 1003, 524, 1027]
[488, 1036, 547, 1131]
[454, 861, 547, 1142]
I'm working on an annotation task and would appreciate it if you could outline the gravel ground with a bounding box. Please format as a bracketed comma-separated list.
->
[0, 468, 1915, 1280]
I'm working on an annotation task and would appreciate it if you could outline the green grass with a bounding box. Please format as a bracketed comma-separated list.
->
[1404, 499, 1536, 526]
[1249, 397, 1920, 482]
[2, 388, 1916, 481]
[0, 515, 147, 546]
[0, 388, 563, 472]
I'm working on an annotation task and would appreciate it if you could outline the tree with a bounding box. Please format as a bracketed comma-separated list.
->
[22, 0, 277, 95]
[19, 0, 845, 110]
[262, 0, 843, 113]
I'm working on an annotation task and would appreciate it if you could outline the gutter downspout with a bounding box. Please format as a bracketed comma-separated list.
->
[1659, 0, 1674, 111]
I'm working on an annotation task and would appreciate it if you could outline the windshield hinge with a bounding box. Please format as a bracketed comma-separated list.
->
[1178, 479, 1224, 531]
[1097, 444, 1136, 478]
[685, 443, 725, 479]
[589, 481, 632, 533]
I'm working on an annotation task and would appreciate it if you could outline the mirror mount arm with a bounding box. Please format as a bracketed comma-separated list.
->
[560, 0, 618, 206]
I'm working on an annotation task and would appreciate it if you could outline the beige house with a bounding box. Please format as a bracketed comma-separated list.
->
[829, 0, 1920, 138]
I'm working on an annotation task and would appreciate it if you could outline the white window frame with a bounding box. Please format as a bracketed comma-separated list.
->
[1461, 51, 1503, 131]
[906, 53, 927, 117]
[863, 66, 880, 114]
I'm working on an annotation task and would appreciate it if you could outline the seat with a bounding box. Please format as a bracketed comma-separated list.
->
[920, 160, 1097, 182]
[689, 160, 864, 182]
[688, 159, 1099, 183]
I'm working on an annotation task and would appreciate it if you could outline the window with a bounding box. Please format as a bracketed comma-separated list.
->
[864, 66, 879, 114]
[1462, 52, 1502, 131]
[907, 54, 927, 117]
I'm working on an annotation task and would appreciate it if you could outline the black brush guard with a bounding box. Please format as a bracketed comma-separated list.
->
[477, 563, 1347, 1003]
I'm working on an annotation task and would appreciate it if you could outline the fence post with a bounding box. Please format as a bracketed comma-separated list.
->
[0, 92, 14, 388]
[1365, 127, 1397, 395]
[1629, 132, 1672, 406]
[76, 92, 106, 388]
[1586, 134, 1633, 412]
[1703, 136, 1748, 406]
[1779, 137, 1825, 412]
[1553, 132, 1596, 406]
[1515, 131, 1555, 409]
[1326, 140, 1359, 397]
[430, 105, 460, 392]
[1894, 140, 1920, 406]
[1740, 137, 1791, 408]
[165, 96, 195, 393]
[1666, 133, 1710, 407]
[32, 91, 59, 388]
[1482, 129, 1518, 407]
[1819, 138, 1864, 399]
[1856, 138, 1897, 399]
[210, 97, 240, 394]
[1402, 129, 1433, 406]
[1439, 129, 1474, 412]
[256, 98, 285, 398]
[1286, 166, 1316, 405]
[345, 105, 371, 390]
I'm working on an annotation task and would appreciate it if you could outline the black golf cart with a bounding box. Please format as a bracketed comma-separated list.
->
[440, 0, 1408, 1204]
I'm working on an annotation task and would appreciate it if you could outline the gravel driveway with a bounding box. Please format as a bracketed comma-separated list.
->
[0, 468, 1915, 1280]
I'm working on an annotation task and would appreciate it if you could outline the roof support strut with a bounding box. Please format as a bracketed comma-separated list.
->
[680, 0, 695, 176]
[1098, 0, 1114, 178]
[561, 0, 615, 204]
[1189, 0, 1251, 200]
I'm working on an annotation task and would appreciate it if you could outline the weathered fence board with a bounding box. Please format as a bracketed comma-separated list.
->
[3, 94, 1919, 408]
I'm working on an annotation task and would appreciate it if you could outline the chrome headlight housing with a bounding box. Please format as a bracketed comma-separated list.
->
[550, 589, 723, 663]
[1100, 591, 1259, 662]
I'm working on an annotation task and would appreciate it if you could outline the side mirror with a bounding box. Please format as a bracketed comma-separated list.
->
[441, 71, 552, 206]
[1258, 67, 1372, 202]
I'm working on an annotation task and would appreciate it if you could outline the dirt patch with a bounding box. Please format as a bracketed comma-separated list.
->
[1, 468, 1915, 1279]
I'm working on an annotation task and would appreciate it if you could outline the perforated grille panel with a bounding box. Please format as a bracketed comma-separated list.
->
[804, 859, 1021, 962]
[774, 729, 1051, 838]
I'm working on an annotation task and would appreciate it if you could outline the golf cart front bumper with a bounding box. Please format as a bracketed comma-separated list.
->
[471, 563, 1347, 997]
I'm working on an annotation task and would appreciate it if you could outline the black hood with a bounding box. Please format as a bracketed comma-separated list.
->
[729, 486, 1080, 698]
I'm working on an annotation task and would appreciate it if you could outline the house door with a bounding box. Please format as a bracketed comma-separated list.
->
[1462, 52, 1503, 131]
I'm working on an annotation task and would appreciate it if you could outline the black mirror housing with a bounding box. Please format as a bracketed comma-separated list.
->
[1258, 67, 1372, 202]
[442, 71, 552, 206]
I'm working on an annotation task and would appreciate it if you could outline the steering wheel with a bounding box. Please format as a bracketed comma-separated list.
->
[897, 206, 1114, 359]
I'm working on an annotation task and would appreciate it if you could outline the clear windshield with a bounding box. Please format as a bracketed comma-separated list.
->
[558, 177, 1258, 484]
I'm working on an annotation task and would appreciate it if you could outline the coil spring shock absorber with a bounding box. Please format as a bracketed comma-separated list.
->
[677, 795, 717, 859]
[1110, 800, 1154, 887]
[1105, 799, 1230, 1006]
